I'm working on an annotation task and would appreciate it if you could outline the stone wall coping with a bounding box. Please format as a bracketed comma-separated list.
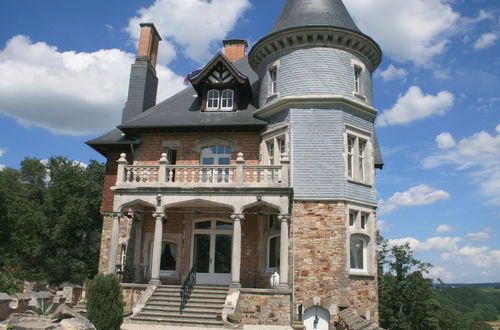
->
[348, 274, 376, 280]
[239, 288, 292, 295]
[0, 293, 11, 301]
[120, 283, 149, 289]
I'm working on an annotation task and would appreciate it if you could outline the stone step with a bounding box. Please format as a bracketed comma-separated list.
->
[150, 296, 226, 303]
[142, 306, 219, 316]
[135, 311, 221, 322]
[155, 288, 228, 295]
[130, 317, 225, 327]
[147, 301, 223, 310]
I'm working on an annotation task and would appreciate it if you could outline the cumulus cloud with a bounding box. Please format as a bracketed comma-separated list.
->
[376, 65, 408, 82]
[377, 220, 393, 233]
[0, 35, 185, 135]
[436, 132, 456, 149]
[377, 86, 454, 127]
[126, 0, 251, 64]
[379, 184, 450, 215]
[423, 127, 500, 204]
[0, 148, 5, 171]
[442, 245, 500, 268]
[429, 266, 455, 281]
[344, 0, 459, 66]
[436, 224, 453, 233]
[388, 236, 462, 253]
[473, 33, 497, 50]
[466, 231, 491, 242]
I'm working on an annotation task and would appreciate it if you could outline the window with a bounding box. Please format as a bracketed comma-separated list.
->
[349, 211, 357, 227]
[360, 213, 368, 230]
[268, 214, 280, 231]
[350, 235, 367, 271]
[160, 241, 177, 272]
[278, 138, 286, 155]
[201, 145, 232, 182]
[345, 129, 371, 184]
[206, 89, 234, 111]
[269, 68, 277, 95]
[267, 141, 275, 165]
[354, 65, 362, 94]
[268, 235, 280, 268]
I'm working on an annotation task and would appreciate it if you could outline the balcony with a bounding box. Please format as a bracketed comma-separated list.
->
[114, 152, 290, 189]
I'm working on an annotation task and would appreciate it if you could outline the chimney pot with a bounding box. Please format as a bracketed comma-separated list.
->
[223, 39, 248, 62]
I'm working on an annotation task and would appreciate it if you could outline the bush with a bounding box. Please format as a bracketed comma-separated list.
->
[86, 274, 123, 330]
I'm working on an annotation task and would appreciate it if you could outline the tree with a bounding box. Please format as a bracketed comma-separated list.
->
[87, 274, 123, 330]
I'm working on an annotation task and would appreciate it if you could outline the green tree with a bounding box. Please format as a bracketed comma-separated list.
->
[87, 274, 123, 330]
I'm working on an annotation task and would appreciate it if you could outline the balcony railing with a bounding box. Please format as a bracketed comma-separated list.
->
[115, 152, 289, 188]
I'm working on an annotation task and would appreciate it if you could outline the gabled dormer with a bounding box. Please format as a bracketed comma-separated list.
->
[189, 51, 252, 112]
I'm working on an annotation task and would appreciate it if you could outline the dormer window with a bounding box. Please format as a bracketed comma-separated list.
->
[206, 89, 234, 111]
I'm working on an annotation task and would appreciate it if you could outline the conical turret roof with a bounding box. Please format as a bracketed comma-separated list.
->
[271, 0, 361, 34]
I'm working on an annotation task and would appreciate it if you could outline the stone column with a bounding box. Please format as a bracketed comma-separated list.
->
[278, 215, 290, 289]
[108, 212, 122, 274]
[230, 214, 244, 288]
[133, 219, 143, 280]
[150, 212, 165, 284]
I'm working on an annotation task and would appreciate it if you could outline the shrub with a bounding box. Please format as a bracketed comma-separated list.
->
[86, 274, 123, 330]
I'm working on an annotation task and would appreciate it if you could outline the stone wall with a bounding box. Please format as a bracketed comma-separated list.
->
[238, 289, 291, 325]
[292, 201, 379, 325]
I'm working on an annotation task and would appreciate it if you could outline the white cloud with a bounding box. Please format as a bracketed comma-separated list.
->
[377, 220, 393, 233]
[344, 0, 459, 66]
[429, 266, 455, 281]
[0, 148, 5, 171]
[377, 86, 454, 127]
[379, 184, 450, 215]
[436, 132, 456, 149]
[388, 236, 462, 253]
[423, 127, 500, 204]
[466, 231, 490, 242]
[377, 65, 408, 82]
[126, 0, 251, 64]
[436, 224, 453, 233]
[0, 35, 186, 135]
[473, 33, 497, 50]
[442, 245, 500, 268]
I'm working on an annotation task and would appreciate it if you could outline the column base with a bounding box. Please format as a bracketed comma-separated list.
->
[229, 282, 242, 288]
[278, 283, 289, 289]
[149, 279, 161, 285]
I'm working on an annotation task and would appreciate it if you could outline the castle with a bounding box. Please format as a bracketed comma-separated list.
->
[87, 0, 383, 328]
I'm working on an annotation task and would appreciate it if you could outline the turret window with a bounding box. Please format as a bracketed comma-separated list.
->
[269, 68, 278, 95]
[354, 65, 362, 94]
[206, 89, 234, 111]
[345, 127, 372, 185]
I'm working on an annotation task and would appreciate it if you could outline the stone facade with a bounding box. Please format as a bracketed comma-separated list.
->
[238, 289, 292, 325]
[292, 201, 378, 325]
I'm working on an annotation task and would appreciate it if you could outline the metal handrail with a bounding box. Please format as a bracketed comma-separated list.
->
[180, 264, 196, 314]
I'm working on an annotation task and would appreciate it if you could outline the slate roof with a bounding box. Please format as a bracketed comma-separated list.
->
[271, 0, 361, 34]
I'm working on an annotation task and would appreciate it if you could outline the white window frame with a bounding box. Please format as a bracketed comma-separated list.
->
[220, 89, 234, 110]
[360, 213, 368, 230]
[350, 234, 368, 272]
[345, 126, 372, 185]
[269, 67, 277, 96]
[354, 65, 362, 94]
[349, 211, 357, 227]
[267, 234, 281, 269]
[267, 141, 275, 165]
[347, 205, 375, 276]
[206, 89, 234, 111]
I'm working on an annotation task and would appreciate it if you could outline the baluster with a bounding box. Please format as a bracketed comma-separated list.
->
[133, 168, 139, 182]
[126, 168, 132, 182]
[228, 169, 233, 183]
[213, 169, 218, 183]
[245, 169, 250, 182]
[183, 168, 188, 182]
[191, 168, 196, 182]
[221, 168, 227, 183]
[253, 169, 258, 183]
[168, 169, 174, 182]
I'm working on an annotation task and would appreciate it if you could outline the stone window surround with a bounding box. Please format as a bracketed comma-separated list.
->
[351, 59, 367, 102]
[261, 126, 288, 166]
[267, 233, 281, 269]
[144, 232, 182, 279]
[346, 204, 376, 277]
[344, 125, 373, 186]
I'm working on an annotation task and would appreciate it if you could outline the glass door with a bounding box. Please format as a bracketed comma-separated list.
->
[192, 220, 233, 285]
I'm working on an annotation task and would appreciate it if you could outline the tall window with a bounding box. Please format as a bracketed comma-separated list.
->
[349, 211, 357, 227]
[201, 145, 232, 182]
[278, 138, 286, 155]
[354, 65, 362, 94]
[267, 141, 275, 165]
[358, 139, 366, 181]
[347, 136, 355, 178]
[206, 89, 234, 111]
[360, 213, 368, 230]
[160, 241, 177, 272]
[350, 235, 367, 271]
[269, 68, 277, 95]
[346, 130, 370, 184]
[268, 235, 280, 268]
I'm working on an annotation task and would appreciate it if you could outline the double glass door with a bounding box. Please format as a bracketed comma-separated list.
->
[192, 220, 232, 285]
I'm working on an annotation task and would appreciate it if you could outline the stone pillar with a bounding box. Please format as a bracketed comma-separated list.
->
[133, 219, 143, 280]
[236, 153, 245, 183]
[278, 215, 289, 289]
[116, 153, 128, 184]
[108, 212, 122, 274]
[230, 214, 244, 288]
[150, 212, 165, 284]
[280, 153, 290, 186]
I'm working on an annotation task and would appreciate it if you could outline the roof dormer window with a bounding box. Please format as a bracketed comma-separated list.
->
[206, 89, 234, 111]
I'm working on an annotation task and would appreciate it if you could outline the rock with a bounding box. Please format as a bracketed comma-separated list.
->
[2, 313, 63, 330]
[59, 318, 95, 330]
[49, 305, 78, 321]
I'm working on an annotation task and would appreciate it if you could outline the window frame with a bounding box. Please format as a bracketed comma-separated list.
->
[345, 127, 372, 185]
[220, 89, 234, 110]
[267, 234, 281, 269]
[354, 65, 362, 94]
[205, 88, 234, 111]
[269, 67, 278, 96]
[350, 234, 368, 272]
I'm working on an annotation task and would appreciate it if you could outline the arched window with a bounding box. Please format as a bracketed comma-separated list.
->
[220, 89, 234, 110]
[268, 235, 280, 268]
[350, 235, 368, 271]
[207, 89, 220, 110]
[201, 145, 232, 182]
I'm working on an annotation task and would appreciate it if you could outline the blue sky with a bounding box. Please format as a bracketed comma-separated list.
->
[0, 0, 499, 283]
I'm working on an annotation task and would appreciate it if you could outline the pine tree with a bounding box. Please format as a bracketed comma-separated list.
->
[86, 274, 123, 330]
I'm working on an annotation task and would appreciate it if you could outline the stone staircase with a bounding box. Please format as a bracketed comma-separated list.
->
[131, 285, 228, 327]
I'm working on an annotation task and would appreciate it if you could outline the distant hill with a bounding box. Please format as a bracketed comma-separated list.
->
[433, 282, 500, 288]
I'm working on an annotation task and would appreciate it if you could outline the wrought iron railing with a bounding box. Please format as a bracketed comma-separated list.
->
[180, 264, 196, 314]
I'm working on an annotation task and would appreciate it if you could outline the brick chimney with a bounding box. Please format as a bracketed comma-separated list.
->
[223, 39, 248, 62]
[121, 23, 162, 124]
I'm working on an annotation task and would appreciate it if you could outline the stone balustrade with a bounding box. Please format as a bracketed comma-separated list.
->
[115, 152, 290, 188]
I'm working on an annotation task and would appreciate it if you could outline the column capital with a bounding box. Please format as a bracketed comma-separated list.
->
[111, 212, 123, 219]
[231, 213, 245, 221]
[278, 214, 290, 222]
[153, 212, 166, 219]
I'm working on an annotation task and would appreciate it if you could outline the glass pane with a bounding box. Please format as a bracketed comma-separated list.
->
[216, 221, 233, 230]
[350, 237, 364, 270]
[160, 242, 176, 271]
[214, 234, 232, 274]
[217, 145, 225, 154]
[218, 157, 230, 165]
[224, 146, 231, 154]
[269, 236, 280, 268]
[194, 234, 210, 273]
[202, 157, 214, 165]
[195, 221, 211, 229]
